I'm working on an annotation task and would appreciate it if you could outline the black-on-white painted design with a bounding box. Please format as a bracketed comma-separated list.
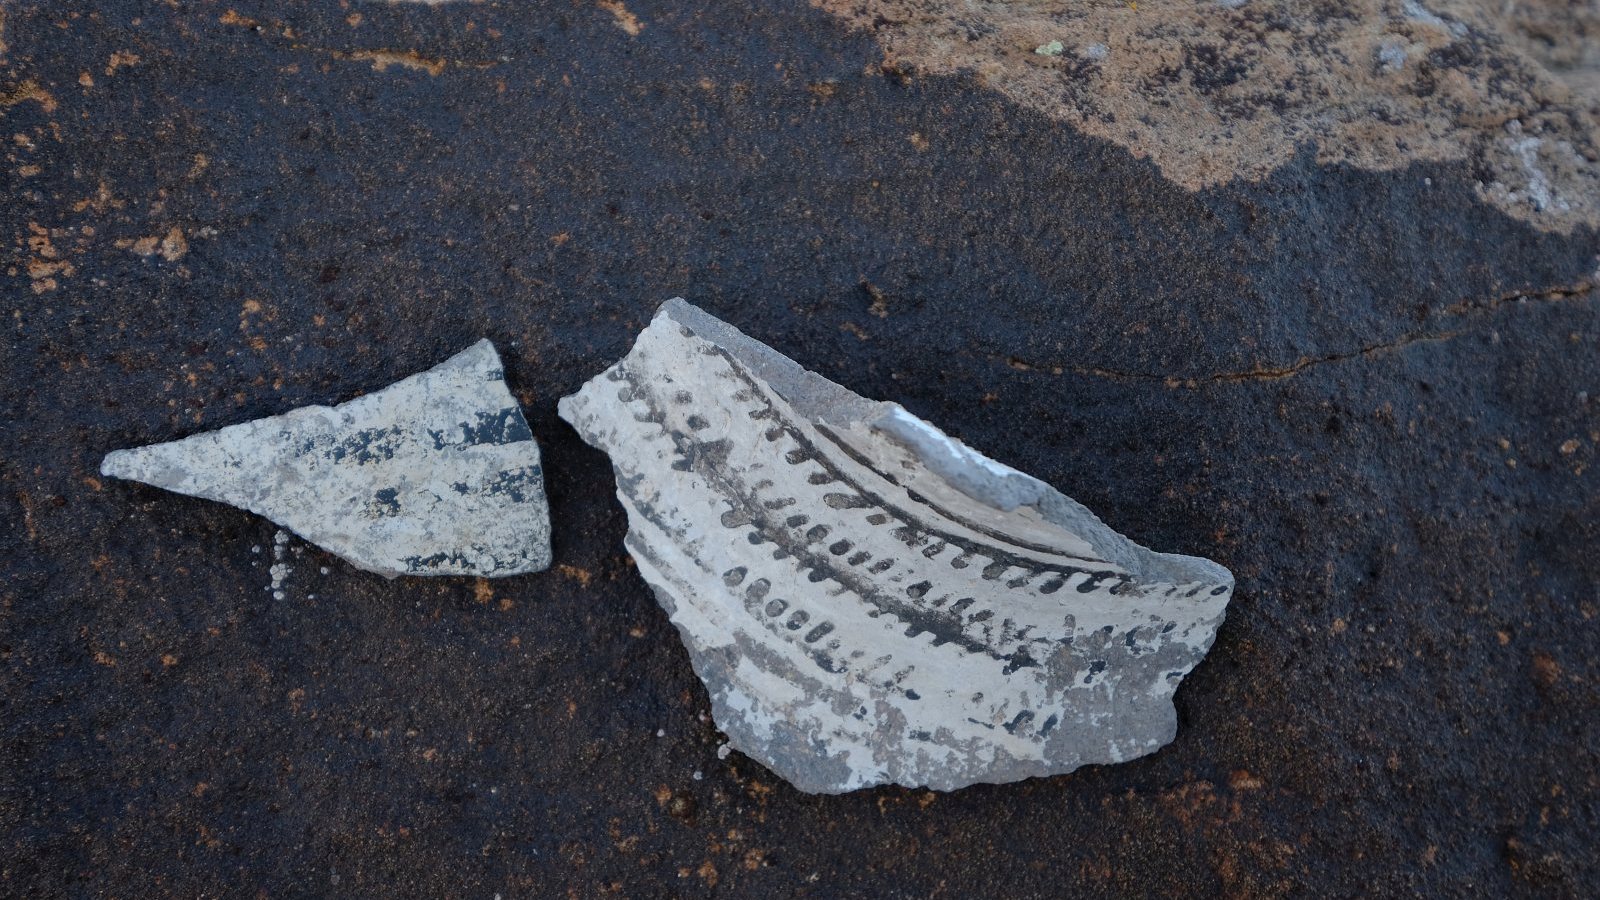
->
[560, 299, 1233, 793]
[102, 340, 551, 578]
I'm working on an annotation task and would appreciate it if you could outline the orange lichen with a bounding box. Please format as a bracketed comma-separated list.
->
[0, 80, 56, 113]
[104, 50, 140, 76]
[598, 0, 643, 36]
[344, 49, 447, 77]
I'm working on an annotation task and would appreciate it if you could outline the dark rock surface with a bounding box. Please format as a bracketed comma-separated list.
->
[2, 1, 1596, 896]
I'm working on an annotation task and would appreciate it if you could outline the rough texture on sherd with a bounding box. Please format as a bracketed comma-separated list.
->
[560, 300, 1233, 793]
[102, 340, 551, 578]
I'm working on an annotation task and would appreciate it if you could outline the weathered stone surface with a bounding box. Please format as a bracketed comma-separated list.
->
[817, 0, 1600, 231]
[561, 299, 1233, 792]
[102, 340, 551, 578]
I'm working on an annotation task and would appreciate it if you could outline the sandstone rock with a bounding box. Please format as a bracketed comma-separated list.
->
[102, 340, 551, 578]
[817, 0, 1600, 231]
[560, 299, 1233, 793]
